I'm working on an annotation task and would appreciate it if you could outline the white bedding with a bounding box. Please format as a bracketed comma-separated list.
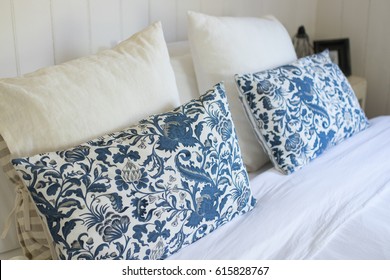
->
[169, 116, 390, 259]
[1, 37, 389, 260]
[1, 117, 389, 261]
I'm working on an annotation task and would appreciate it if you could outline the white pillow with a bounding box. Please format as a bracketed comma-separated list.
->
[0, 21, 180, 158]
[187, 11, 297, 172]
[168, 41, 199, 104]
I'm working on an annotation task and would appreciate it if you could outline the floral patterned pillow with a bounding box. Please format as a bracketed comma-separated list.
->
[12, 83, 256, 260]
[235, 50, 369, 174]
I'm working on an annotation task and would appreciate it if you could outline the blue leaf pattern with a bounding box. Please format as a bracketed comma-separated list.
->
[235, 50, 369, 174]
[12, 83, 255, 260]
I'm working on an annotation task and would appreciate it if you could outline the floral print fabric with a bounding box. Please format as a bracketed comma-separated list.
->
[235, 50, 369, 174]
[13, 83, 256, 259]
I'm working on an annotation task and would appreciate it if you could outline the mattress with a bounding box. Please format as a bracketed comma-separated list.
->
[169, 116, 390, 259]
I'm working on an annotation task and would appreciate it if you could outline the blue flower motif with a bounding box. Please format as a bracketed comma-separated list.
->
[115, 160, 149, 190]
[258, 112, 269, 129]
[157, 114, 197, 152]
[100, 214, 130, 243]
[256, 79, 273, 94]
[293, 76, 315, 102]
[246, 92, 257, 110]
[196, 185, 220, 221]
[131, 197, 153, 222]
[237, 187, 251, 212]
[113, 145, 140, 164]
[62, 146, 90, 163]
[217, 119, 233, 141]
[147, 220, 170, 243]
[285, 133, 303, 152]
[148, 239, 168, 260]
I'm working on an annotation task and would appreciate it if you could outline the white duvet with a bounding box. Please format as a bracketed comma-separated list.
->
[169, 116, 390, 260]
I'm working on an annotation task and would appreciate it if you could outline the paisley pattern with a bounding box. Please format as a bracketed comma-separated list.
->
[235, 50, 369, 174]
[12, 83, 256, 260]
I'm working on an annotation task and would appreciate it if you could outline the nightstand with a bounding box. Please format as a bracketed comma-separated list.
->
[348, 76, 367, 111]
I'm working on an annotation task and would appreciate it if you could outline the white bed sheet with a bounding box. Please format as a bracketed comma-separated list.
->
[169, 116, 390, 260]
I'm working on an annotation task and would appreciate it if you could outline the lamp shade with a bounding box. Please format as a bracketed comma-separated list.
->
[292, 25, 313, 58]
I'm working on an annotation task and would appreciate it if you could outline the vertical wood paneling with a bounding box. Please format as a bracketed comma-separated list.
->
[6, 0, 386, 104]
[0, 0, 17, 78]
[121, 0, 150, 40]
[150, 0, 177, 42]
[200, 0, 224, 16]
[2, 0, 322, 72]
[177, 0, 201, 41]
[341, 0, 370, 77]
[315, 0, 343, 39]
[223, 0, 264, 17]
[290, 0, 317, 38]
[364, 0, 390, 117]
[51, 0, 90, 64]
[13, 0, 54, 74]
[89, 0, 122, 53]
[262, 0, 317, 36]
[263, 0, 294, 29]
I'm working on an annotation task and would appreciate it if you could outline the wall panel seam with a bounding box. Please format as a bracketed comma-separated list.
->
[10, 0, 20, 77]
[387, 75, 390, 114]
[175, 0, 179, 42]
[49, 0, 56, 65]
[119, 0, 124, 41]
[363, 0, 372, 80]
[87, 0, 92, 55]
[148, 0, 151, 26]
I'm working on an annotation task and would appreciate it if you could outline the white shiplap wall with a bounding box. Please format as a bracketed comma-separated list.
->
[0, 0, 318, 78]
[0, 0, 318, 255]
[316, 0, 390, 118]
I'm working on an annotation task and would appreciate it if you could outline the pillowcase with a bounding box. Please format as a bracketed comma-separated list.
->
[235, 50, 369, 174]
[12, 83, 256, 260]
[187, 11, 297, 172]
[1, 136, 54, 259]
[167, 41, 200, 104]
[0, 21, 180, 157]
[0, 21, 180, 259]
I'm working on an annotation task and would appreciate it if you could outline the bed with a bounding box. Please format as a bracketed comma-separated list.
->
[0, 11, 389, 261]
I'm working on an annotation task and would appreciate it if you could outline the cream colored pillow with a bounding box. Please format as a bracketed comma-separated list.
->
[0, 21, 180, 158]
[0, 21, 180, 259]
[168, 41, 199, 104]
[187, 11, 297, 172]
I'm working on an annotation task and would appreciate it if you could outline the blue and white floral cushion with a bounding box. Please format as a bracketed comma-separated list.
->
[12, 83, 256, 260]
[235, 50, 369, 174]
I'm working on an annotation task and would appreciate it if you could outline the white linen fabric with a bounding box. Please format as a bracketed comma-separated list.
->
[313, 185, 390, 259]
[168, 41, 199, 104]
[0, 21, 180, 158]
[169, 116, 390, 259]
[187, 11, 297, 172]
[0, 163, 19, 254]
